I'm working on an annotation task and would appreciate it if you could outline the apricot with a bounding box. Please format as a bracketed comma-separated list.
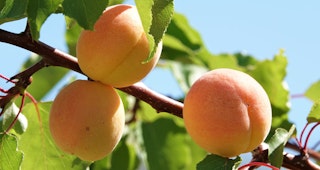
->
[183, 68, 272, 157]
[77, 4, 162, 88]
[49, 80, 125, 161]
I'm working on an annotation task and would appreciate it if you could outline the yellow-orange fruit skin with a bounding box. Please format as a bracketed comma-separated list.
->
[77, 4, 162, 88]
[183, 68, 272, 157]
[49, 80, 125, 161]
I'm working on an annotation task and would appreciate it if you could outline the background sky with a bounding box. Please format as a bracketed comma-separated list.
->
[1, 0, 320, 167]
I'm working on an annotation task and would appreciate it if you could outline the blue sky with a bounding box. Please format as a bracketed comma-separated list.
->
[1, 0, 320, 161]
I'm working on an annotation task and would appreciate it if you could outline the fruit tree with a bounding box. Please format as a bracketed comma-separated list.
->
[1, 1, 320, 170]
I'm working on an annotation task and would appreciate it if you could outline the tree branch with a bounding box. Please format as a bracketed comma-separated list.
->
[0, 28, 183, 117]
[119, 83, 183, 118]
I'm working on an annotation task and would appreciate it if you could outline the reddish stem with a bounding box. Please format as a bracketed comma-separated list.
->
[300, 122, 310, 146]
[303, 122, 320, 150]
[238, 162, 279, 170]
[5, 94, 25, 133]
[25, 92, 41, 122]
[291, 93, 305, 99]
[294, 137, 303, 149]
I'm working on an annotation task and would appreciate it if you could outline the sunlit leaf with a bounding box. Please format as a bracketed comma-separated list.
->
[247, 51, 292, 135]
[168, 61, 208, 94]
[108, 0, 124, 6]
[162, 13, 211, 65]
[307, 99, 320, 123]
[19, 102, 90, 169]
[27, 0, 63, 40]
[234, 52, 258, 67]
[197, 154, 241, 170]
[0, 133, 23, 170]
[90, 137, 139, 170]
[305, 80, 320, 102]
[1, 102, 28, 134]
[142, 117, 206, 170]
[110, 138, 139, 170]
[0, 0, 27, 24]
[267, 125, 295, 168]
[249, 51, 289, 112]
[135, 0, 174, 61]
[62, 0, 108, 30]
[208, 53, 241, 70]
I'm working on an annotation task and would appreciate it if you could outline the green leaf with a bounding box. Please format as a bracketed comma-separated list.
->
[208, 53, 242, 70]
[108, 0, 124, 6]
[90, 137, 139, 170]
[27, 0, 63, 40]
[0, 133, 23, 170]
[19, 102, 90, 169]
[142, 117, 206, 170]
[21, 55, 69, 101]
[65, 17, 82, 56]
[0, 0, 27, 24]
[247, 51, 292, 135]
[196, 154, 241, 170]
[249, 51, 289, 112]
[267, 125, 295, 168]
[234, 52, 259, 67]
[135, 0, 174, 61]
[307, 99, 320, 123]
[305, 80, 320, 102]
[62, 0, 108, 30]
[168, 61, 208, 94]
[109, 138, 139, 170]
[162, 13, 211, 65]
[1, 102, 28, 134]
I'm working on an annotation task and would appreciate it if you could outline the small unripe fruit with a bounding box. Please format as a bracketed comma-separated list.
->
[77, 4, 162, 88]
[183, 68, 272, 157]
[49, 80, 125, 161]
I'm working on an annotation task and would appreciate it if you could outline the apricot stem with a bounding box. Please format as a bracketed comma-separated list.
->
[300, 122, 310, 146]
[5, 94, 25, 133]
[303, 122, 320, 150]
[238, 162, 279, 170]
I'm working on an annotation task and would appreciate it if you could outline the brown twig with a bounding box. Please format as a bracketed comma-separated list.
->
[286, 141, 320, 161]
[119, 83, 183, 118]
[0, 28, 183, 117]
[249, 143, 320, 170]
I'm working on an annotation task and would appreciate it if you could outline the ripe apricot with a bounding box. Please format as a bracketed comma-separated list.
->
[77, 4, 162, 88]
[183, 68, 272, 157]
[49, 80, 125, 161]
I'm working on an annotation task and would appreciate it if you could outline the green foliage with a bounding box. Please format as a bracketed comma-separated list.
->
[197, 154, 241, 170]
[266, 125, 295, 168]
[162, 13, 211, 65]
[305, 80, 320, 102]
[135, 0, 174, 61]
[0, 0, 27, 24]
[27, 0, 63, 40]
[62, 0, 108, 30]
[90, 137, 139, 170]
[0, 133, 23, 170]
[307, 99, 320, 123]
[142, 117, 206, 170]
[19, 102, 90, 169]
[65, 17, 82, 56]
[1, 102, 27, 134]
